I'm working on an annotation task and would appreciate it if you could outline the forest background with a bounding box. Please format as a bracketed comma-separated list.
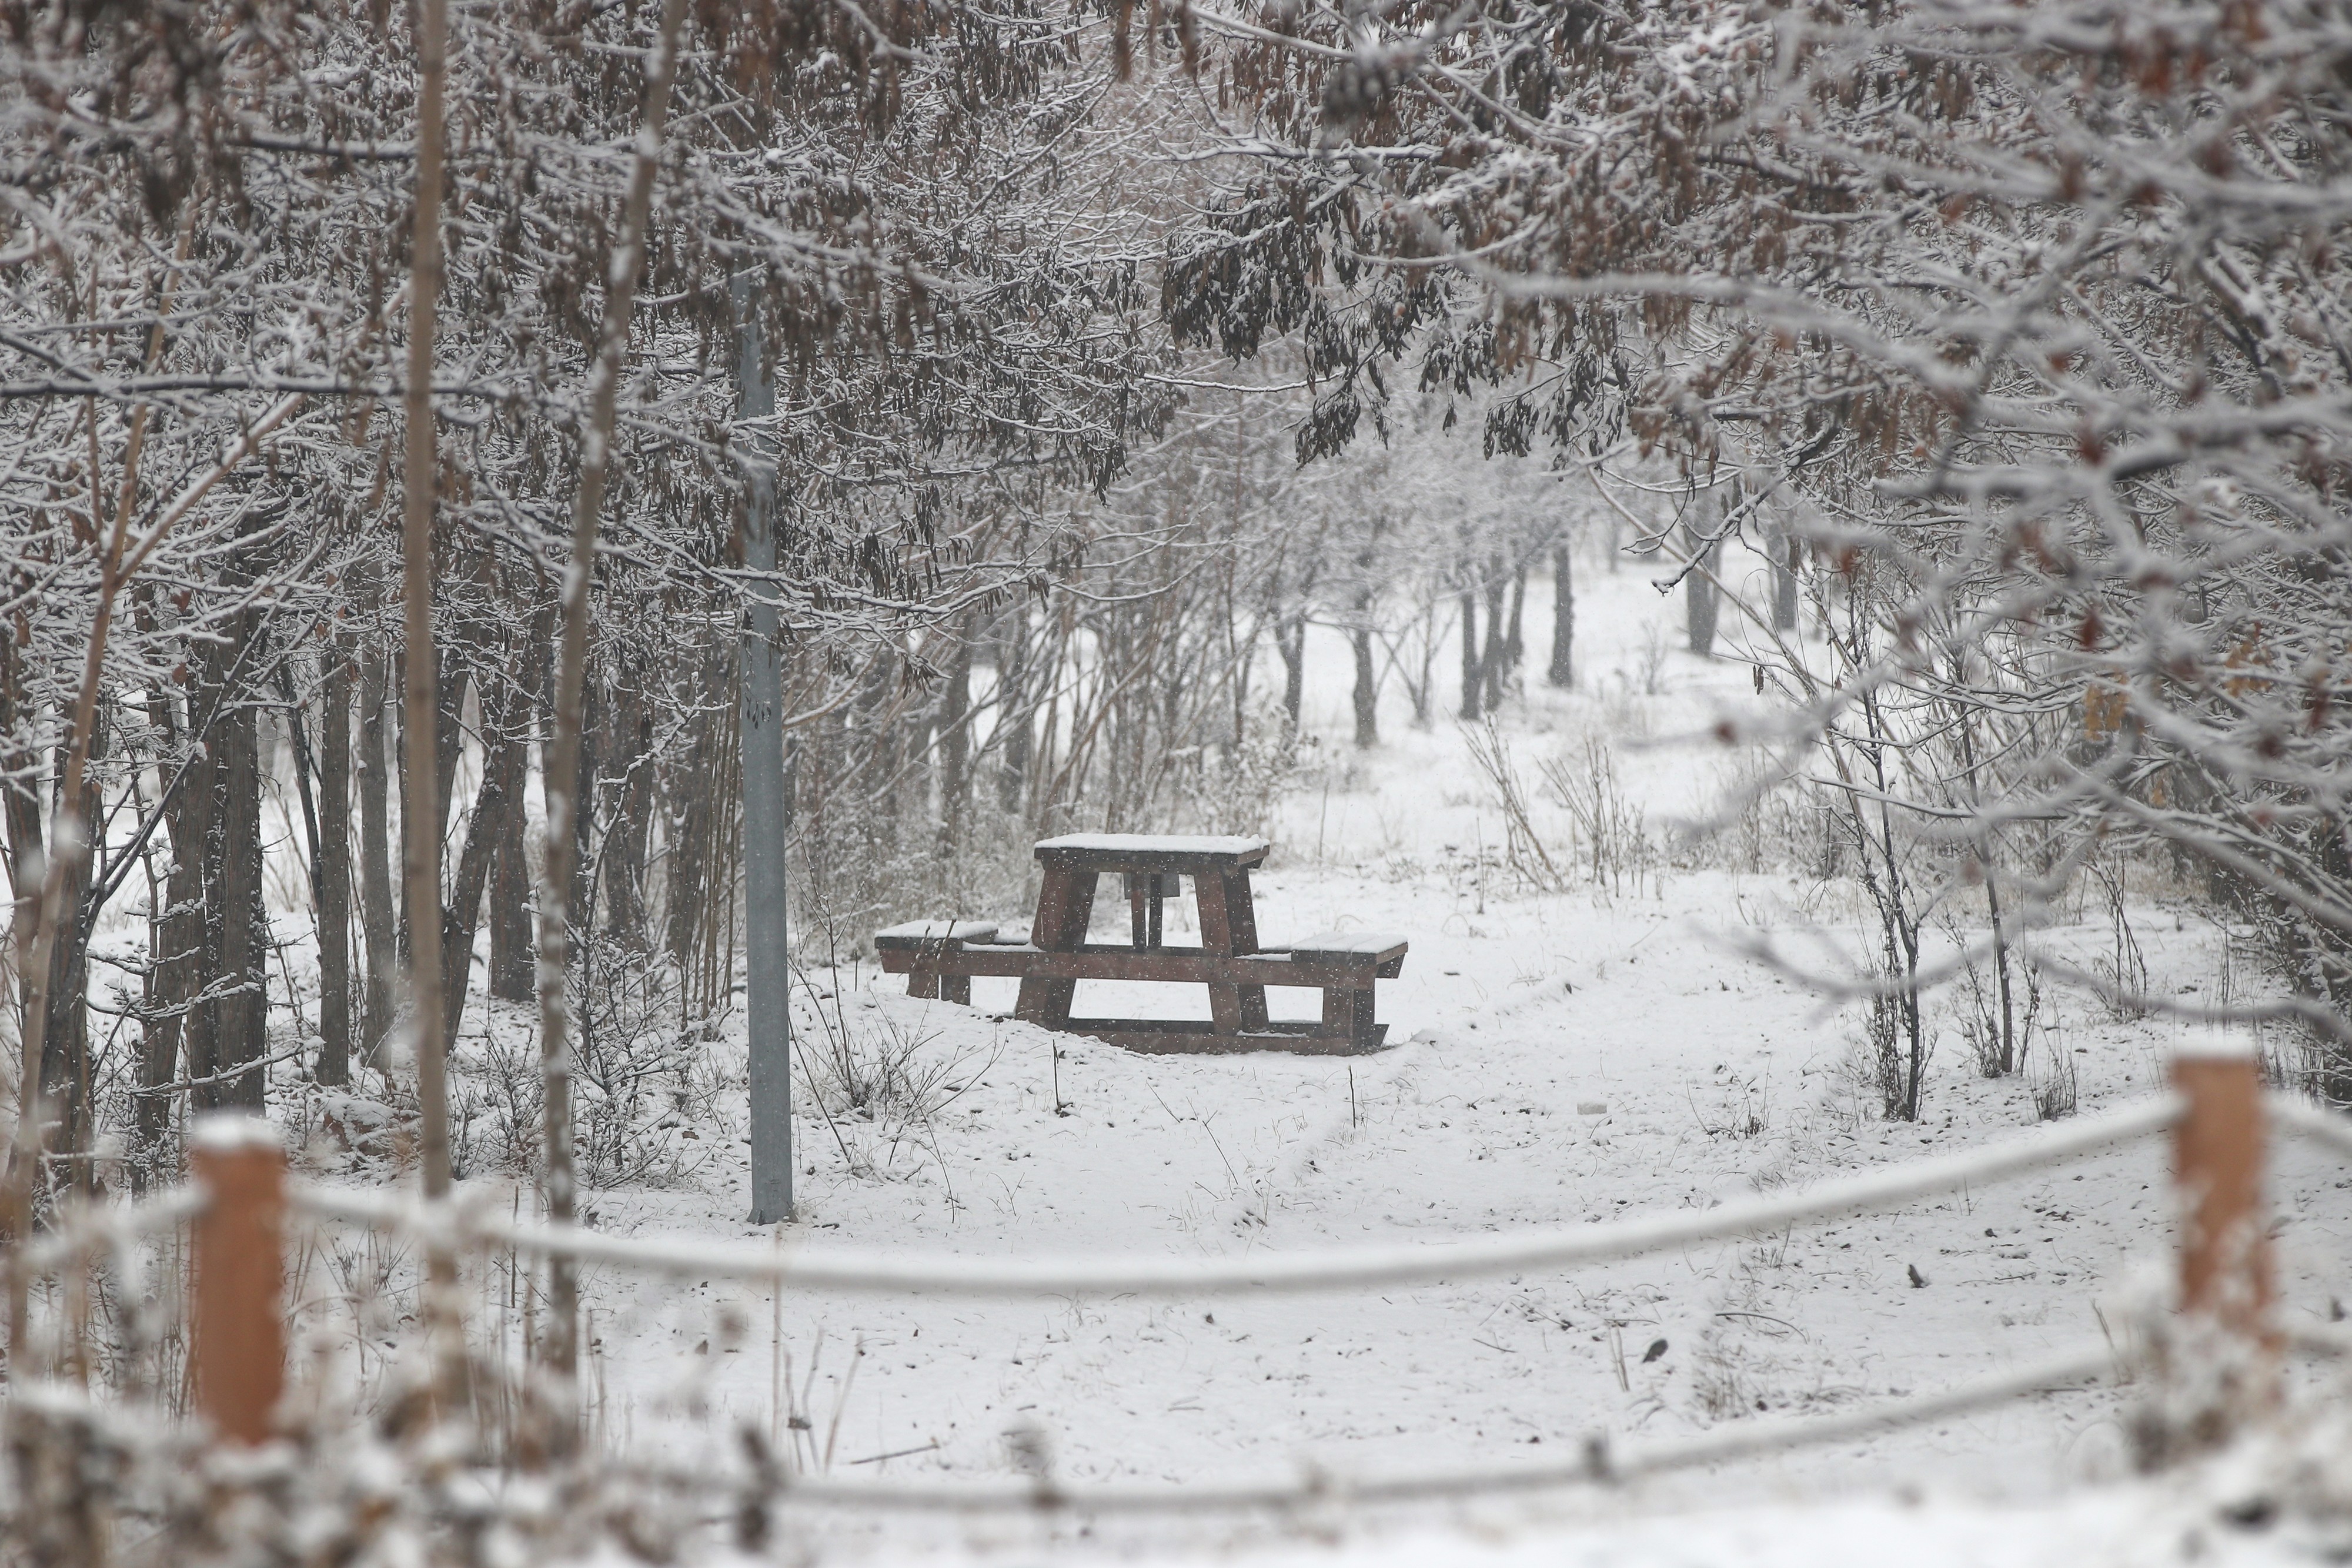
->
[2, 0, 2349, 1282]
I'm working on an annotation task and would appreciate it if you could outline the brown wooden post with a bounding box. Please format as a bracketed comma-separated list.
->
[1193, 872, 1243, 1035]
[1194, 870, 1268, 1033]
[1322, 982, 1375, 1046]
[2174, 1048, 2274, 1336]
[1015, 865, 1093, 1028]
[2153, 1044, 2279, 1456]
[189, 1117, 286, 1445]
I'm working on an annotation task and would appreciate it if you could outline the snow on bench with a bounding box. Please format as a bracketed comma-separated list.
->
[873, 920, 999, 950]
[1279, 931, 1411, 968]
[873, 920, 1001, 1004]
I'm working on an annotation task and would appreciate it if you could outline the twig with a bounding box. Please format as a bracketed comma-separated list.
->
[845, 1439, 941, 1466]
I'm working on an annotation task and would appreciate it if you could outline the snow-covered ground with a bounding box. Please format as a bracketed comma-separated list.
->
[122, 532, 2336, 1563]
[680, 1482, 2348, 1568]
[377, 538, 2351, 1563]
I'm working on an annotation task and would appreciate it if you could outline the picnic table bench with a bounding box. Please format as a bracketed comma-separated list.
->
[874, 834, 1406, 1055]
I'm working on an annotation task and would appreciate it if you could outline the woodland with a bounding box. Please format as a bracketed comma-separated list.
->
[4, 0, 2352, 1559]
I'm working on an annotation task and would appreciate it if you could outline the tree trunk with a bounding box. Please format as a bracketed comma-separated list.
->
[36, 735, 96, 1165]
[0, 647, 33, 1189]
[1281, 619, 1305, 737]
[276, 670, 325, 939]
[402, 0, 453, 1204]
[433, 649, 467, 860]
[1481, 569, 1509, 711]
[1548, 546, 1574, 688]
[0, 641, 39, 910]
[486, 753, 535, 1007]
[1685, 515, 1719, 657]
[1225, 582, 1253, 754]
[356, 636, 397, 1067]
[1411, 611, 1434, 726]
[907, 704, 938, 838]
[1503, 563, 1527, 677]
[1686, 570, 1719, 656]
[572, 679, 602, 932]
[317, 647, 353, 1085]
[442, 664, 519, 1042]
[1773, 528, 1800, 633]
[531, 0, 696, 1413]
[211, 647, 268, 1112]
[663, 653, 721, 991]
[938, 616, 974, 854]
[1350, 623, 1379, 748]
[137, 682, 199, 1179]
[180, 682, 223, 1115]
[994, 606, 1030, 817]
[601, 677, 653, 948]
[854, 654, 897, 838]
[392, 641, 466, 969]
[1952, 701, 2015, 1074]
[485, 631, 540, 1004]
[1457, 589, 1481, 721]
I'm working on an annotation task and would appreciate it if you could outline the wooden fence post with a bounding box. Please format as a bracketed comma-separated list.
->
[2156, 1042, 2278, 1455]
[189, 1116, 286, 1445]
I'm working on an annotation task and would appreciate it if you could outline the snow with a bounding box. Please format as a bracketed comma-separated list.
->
[547, 1484, 2335, 1568]
[1282, 933, 1410, 961]
[476, 541, 2352, 1563]
[1033, 834, 1275, 861]
[876, 921, 1003, 948]
[111, 533, 2352, 1563]
[189, 1108, 285, 1150]
[826, 1485, 2333, 1568]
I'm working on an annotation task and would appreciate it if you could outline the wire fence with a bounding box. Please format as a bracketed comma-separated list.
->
[765, 1342, 2133, 1513]
[289, 1094, 2181, 1298]
[2, 1047, 2343, 1523]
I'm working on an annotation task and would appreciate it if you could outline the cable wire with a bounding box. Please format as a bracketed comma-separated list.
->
[291, 1095, 2179, 1297]
[763, 1342, 2127, 1512]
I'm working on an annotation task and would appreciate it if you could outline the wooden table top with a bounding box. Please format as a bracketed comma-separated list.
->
[1031, 833, 1271, 872]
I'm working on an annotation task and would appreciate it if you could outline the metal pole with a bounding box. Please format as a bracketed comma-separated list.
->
[737, 278, 791, 1225]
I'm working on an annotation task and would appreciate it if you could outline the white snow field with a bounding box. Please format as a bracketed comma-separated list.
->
[328, 541, 2352, 1562]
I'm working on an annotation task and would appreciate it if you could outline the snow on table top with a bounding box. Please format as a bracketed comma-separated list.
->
[1033, 833, 1271, 860]
[873, 918, 999, 945]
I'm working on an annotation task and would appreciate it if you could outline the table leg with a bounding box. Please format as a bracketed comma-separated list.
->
[1227, 870, 1269, 1029]
[1126, 872, 1171, 949]
[1324, 986, 1374, 1044]
[942, 974, 971, 1005]
[1194, 870, 1269, 1035]
[909, 969, 941, 1001]
[1016, 866, 1095, 1029]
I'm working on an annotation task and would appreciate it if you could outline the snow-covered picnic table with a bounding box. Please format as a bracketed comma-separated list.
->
[874, 834, 1406, 1054]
